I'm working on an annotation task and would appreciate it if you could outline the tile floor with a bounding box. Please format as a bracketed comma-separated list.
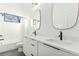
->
[0, 49, 25, 56]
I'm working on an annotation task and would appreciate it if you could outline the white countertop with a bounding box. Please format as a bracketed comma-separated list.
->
[24, 34, 79, 56]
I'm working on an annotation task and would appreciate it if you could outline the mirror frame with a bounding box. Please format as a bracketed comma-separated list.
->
[51, 3, 79, 30]
[32, 9, 41, 31]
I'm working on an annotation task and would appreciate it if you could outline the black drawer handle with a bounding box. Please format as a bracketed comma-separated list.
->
[0, 35, 3, 37]
[31, 53, 34, 56]
[43, 43, 60, 50]
[0, 39, 4, 40]
[31, 44, 35, 46]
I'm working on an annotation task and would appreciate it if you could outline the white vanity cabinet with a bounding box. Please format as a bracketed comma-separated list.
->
[38, 42, 75, 56]
[23, 36, 76, 56]
[23, 36, 38, 56]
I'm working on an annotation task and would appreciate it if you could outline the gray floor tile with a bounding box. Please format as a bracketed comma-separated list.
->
[0, 49, 25, 56]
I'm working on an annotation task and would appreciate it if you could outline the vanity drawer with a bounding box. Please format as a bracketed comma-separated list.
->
[30, 39, 38, 56]
[30, 39, 38, 47]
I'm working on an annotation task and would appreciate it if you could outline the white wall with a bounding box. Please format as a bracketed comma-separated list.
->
[0, 3, 32, 17]
[38, 3, 59, 39]
[0, 3, 32, 43]
[36, 3, 79, 42]
[24, 3, 79, 42]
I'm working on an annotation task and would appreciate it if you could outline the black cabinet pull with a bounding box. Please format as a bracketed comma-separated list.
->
[31, 53, 34, 56]
[0, 35, 2, 37]
[0, 39, 4, 40]
[31, 44, 35, 46]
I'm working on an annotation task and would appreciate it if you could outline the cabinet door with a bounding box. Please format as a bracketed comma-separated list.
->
[38, 42, 74, 56]
[23, 37, 31, 56]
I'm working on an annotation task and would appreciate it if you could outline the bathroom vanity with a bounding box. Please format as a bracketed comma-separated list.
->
[23, 35, 79, 56]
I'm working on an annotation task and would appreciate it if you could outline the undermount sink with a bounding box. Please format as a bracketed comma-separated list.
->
[46, 39, 73, 45]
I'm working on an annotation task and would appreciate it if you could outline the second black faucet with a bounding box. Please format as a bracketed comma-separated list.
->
[58, 31, 63, 40]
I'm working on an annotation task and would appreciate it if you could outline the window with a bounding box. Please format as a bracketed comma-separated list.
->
[3, 13, 21, 23]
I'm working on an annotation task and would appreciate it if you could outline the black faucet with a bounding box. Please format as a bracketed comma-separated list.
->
[58, 31, 63, 40]
[33, 30, 37, 36]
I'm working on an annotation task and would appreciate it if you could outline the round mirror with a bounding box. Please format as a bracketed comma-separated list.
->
[52, 3, 79, 30]
[32, 9, 41, 31]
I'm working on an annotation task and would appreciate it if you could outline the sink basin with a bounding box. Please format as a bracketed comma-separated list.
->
[46, 39, 72, 45]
